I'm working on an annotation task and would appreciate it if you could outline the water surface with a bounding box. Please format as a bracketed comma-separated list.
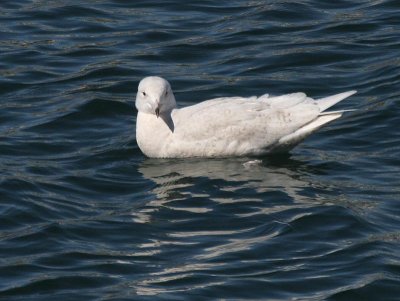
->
[1, 1, 400, 300]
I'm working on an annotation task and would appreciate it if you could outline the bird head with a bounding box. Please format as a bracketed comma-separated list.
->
[135, 76, 177, 117]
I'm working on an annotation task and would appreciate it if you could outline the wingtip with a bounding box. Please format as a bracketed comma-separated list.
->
[340, 90, 357, 98]
[317, 90, 358, 112]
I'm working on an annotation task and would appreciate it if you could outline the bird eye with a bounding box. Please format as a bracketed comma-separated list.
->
[142, 91, 146, 96]
[165, 90, 168, 96]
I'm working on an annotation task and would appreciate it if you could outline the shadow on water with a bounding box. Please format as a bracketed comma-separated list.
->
[138, 154, 329, 203]
[126, 154, 384, 299]
[135, 150, 383, 227]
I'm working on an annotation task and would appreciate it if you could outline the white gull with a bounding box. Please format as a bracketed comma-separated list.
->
[135, 76, 356, 158]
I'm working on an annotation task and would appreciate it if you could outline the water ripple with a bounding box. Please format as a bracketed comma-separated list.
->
[1, 0, 400, 300]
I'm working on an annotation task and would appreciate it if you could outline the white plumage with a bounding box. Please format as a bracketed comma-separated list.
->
[135, 76, 356, 158]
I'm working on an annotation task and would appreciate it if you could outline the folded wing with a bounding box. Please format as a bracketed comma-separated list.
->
[170, 90, 356, 156]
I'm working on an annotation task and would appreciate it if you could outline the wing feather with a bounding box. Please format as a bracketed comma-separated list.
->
[172, 95, 320, 147]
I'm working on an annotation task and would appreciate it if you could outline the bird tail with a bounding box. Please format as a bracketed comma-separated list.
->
[270, 112, 342, 153]
[269, 90, 357, 153]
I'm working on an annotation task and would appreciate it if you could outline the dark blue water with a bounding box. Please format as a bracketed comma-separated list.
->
[1, 1, 400, 300]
